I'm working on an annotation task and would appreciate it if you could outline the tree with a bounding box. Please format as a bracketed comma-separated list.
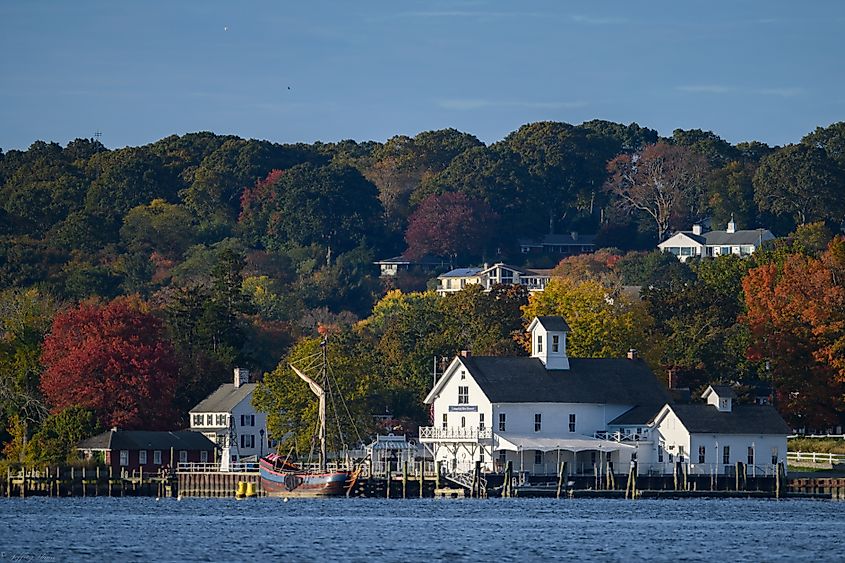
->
[404, 192, 498, 262]
[707, 161, 759, 230]
[604, 142, 711, 242]
[120, 199, 197, 261]
[802, 121, 845, 171]
[753, 144, 845, 226]
[671, 128, 739, 167]
[40, 297, 178, 430]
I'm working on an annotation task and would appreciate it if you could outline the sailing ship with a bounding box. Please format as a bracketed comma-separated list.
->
[259, 336, 357, 497]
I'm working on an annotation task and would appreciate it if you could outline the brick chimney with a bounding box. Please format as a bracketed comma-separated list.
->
[233, 367, 250, 388]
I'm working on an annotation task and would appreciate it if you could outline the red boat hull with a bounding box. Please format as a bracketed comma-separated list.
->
[259, 457, 350, 497]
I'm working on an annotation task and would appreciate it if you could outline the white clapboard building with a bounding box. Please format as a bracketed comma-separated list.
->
[420, 316, 790, 479]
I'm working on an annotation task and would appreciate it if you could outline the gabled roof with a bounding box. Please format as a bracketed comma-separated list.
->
[661, 404, 791, 435]
[528, 316, 571, 333]
[439, 267, 483, 278]
[659, 231, 706, 246]
[609, 404, 664, 426]
[702, 229, 774, 246]
[456, 356, 671, 406]
[702, 385, 736, 400]
[77, 430, 216, 451]
[190, 383, 256, 413]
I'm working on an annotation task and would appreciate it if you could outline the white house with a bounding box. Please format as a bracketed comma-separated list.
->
[658, 218, 775, 263]
[651, 385, 790, 476]
[420, 317, 791, 480]
[420, 316, 670, 477]
[189, 368, 268, 470]
[436, 263, 552, 296]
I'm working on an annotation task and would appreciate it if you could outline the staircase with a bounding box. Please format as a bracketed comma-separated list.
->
[444, 470, 488, 497]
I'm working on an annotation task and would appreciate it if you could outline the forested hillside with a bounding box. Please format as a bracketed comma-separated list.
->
[2, 120, 844, 465]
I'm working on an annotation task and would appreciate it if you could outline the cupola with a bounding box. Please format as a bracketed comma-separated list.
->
[527, 316, 570, 370]
[702, 384, 735, 412]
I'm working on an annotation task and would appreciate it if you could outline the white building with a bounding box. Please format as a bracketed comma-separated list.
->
[420, 317, 790, 479]
[189, 368, 268, 470]
[651, 385, 789, 475]
[658, 218, 775, 263]
[420, 316, 670, 477]
[436, 263, 552, 296]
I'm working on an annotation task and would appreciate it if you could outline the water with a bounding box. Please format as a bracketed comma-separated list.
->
[0, 498, 843, 562]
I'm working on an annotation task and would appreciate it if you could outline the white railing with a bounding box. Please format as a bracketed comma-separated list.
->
[788, 434, 845, 439]
[595, 430, 650, 443]
[787, 452, 845, 465]
[177, 462, 258, 473]
[418, 427, 493, 441]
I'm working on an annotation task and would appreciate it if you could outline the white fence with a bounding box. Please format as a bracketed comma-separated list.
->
[787, 452, 845, 465]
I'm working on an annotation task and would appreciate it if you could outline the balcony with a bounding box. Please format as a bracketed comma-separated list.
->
[419, 426, 493, 442]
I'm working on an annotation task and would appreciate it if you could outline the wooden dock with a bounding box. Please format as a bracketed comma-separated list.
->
[4, 466, 176, 498]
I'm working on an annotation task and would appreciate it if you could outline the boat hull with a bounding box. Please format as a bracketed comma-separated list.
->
[259, 458, 350, 497]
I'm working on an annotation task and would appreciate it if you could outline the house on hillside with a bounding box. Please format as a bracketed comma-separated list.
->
[373, 254, 449, 278]
[189, 368, 268, 470]
[77, 429, 215, 472]
[436, 263, 553, 295]
[658, 218, 774, 263]
[419, 316, 790, 479]
[651, 385, 790, 475]
[518, 232, 597, 256]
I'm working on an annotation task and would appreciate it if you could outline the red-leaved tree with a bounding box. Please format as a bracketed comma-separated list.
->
[40, 297, 179, 430]
[404, 192, 498, 262]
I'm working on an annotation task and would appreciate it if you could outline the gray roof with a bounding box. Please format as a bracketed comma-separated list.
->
[77, 430, 216, 451]
[703, 229, 773, 246]
[374, 254, 446, 266]
[669, 404, 791, 435]
[534, 316, 571, 333]
[460, 356, 671, 407]
[609, 404, 664, 426]
[705, 385, 737, 399]
[440, 267, 483, 278]
[191, 383, 256, 413]
[518, 233, 597, 247]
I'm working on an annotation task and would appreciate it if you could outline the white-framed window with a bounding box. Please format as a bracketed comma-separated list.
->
[458, 386, 469, 404]
[552, 335, 559, 353]
[479, 413, 485, 430]
[534, 451, 542, 465]
[139, 450, 147, 465]
[461, 416, 466, 428]
[119, 450, 129, 466]
[442, 413, 448, 430]
[658, 445, 664, 463]
[680, 247, 693, 256]
[534, 413, 542, 432]
[747, 446, 754, 465]
[569, 414, 576, 433]
[200, 450, 208, 463]
[723, 445, 730, 465]
[192, 414, 204, 427]
[154, 450, 162, 465]
[537, 334, 543, 353]
[215, 414, 227, 426]
[206, 414, 214, 426]
[698, 446, 706, 464]
[498, 413, 506, 432]
[179, 450, 188, 463]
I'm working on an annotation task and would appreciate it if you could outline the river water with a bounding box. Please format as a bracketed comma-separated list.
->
[0, 497, 842, 562]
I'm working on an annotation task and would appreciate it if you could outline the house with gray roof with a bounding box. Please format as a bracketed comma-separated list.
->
[518, 232, 597, 256]
[436, 263, 553, 295]
[189, 368, 268, 470]
[420, 316, 789, 479]
[658, 218, 775, 262]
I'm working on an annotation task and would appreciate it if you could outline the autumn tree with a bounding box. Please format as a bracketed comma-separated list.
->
[40, 297, 178, 430]
[404, 192, 498, 262]
[605, 142, 711, 241]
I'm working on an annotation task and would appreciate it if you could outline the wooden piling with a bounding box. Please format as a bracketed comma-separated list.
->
[419, 461, 425, 498]
[556, 462, 565, 499]
[473, 461, 481, 498]
[735, 462, 741, 491]
[435, 461, 442, 490]
[504, 460, 513, 498]
[402, 461, 408, 499]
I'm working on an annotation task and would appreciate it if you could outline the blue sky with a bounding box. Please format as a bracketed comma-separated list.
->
[1, 1, 843, 150]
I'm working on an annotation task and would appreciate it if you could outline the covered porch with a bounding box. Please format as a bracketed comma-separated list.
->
[493, 433, 637, 477]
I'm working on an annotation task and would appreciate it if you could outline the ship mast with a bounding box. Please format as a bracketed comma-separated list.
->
[289, 341, 327, 472]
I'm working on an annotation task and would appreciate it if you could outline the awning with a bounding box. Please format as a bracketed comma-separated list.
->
[494, 433, 635, 453]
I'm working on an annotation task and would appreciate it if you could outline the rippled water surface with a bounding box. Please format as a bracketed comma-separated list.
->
[1, 497, 843, 562]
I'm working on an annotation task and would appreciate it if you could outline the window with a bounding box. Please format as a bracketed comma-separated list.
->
[771, 447, 779, 464]
[552, 334, 559, 353]
[179, 450, 188, 463]
[569, 414, 576, 433]
[537, 335, 543, 353]
[721, 246, 731, 255]
[458, 386, 469, 404]
[479, 413, 485, 430]
[119, 450, 129, 466]
[192, 414, 203, 427]
[747, 446, 754, 465]
[680, 247, 693, 256]
[534, 451, 542, 465]
[200, 450, 208, 463]
[658, 446, 664, 463]
[442, 413, 448, 430]
[698, 446, 706, 464]
[461, 416, 466, 428]
[498, 413, 506, 432]
[723, 445, 730, 465]
[154, 450, 162, 465]
[206, 414, 214, 426]
[240, 414, 254, 426]
[139, 450, 147, 465]
[216, 414, 227, 427]
[240, 434, 255, 449]
[460, 370, 466, 380]
[678, 445, 685, 463]
[534, 413, 542, 432]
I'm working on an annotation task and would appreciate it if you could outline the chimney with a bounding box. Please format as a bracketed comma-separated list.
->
[626, 348, 638, 361]
[692, 224, 702, 236]
[726, 215, 736, 234]
[460, 350, 471, 358]
[233, 367, 250, 388]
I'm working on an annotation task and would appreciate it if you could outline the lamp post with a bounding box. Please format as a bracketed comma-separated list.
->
[259, 428, 265, 458]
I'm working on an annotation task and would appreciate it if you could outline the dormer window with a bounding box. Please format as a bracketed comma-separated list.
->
[537, 335, 543, 353]
[552, 335, 559, 353]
